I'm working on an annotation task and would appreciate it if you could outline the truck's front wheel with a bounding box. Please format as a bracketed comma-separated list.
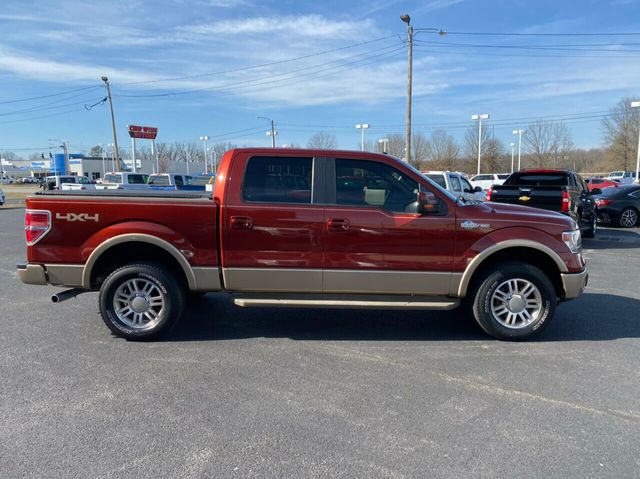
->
[471, 262, 556, 340]
[98, 263, 185, 340]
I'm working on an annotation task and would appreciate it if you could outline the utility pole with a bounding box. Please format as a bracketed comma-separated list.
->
[510, 142, 515, 173]
[200, 136, 209, 174]
[257, 116, 277, 147]
[101, 76, 121, 172]
[400, 14, 445, 164]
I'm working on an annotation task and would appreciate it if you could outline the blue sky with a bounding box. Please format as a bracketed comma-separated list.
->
[1, 0, 639, 157]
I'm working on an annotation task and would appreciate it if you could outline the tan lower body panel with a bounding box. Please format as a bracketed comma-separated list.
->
[224, 268, 455, 296]
[46, 264, 84, 287]
[192, 267, 221, 291]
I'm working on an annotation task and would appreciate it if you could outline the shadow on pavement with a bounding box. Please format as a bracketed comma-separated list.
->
[162, 292, 640, 343]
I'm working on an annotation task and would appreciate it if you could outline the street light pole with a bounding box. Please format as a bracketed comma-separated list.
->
[400, 14, 445, 164]
[472, 114, 489, 175]
[513, 129, 526, 170]
[257, 116, 277, 147]
[101, 76, 121, 172]
[510, 142, 515, 173]
[355, 124, 369, 151]
[199, 136, 209, 174]
[631, 101, 640, 184]
[378, 138, 389, 154]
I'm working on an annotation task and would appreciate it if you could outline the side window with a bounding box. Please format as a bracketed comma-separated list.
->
[461, 177, 473, 192]
[243, 156, 312, 204]
[175, 176, 184, 186]
[129, 174, 146, 184]
[449, 174, 462, 192]
[335, 159, 418, 213]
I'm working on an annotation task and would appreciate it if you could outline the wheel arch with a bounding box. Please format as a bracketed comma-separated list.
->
[83, 234, 196, 290]
[455, 240, 567, 299]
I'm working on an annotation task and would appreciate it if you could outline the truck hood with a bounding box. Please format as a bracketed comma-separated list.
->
[458, 201, 575, 231]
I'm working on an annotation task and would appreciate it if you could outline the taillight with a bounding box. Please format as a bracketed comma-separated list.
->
[25, 209, 51, 245]
[595, 198, 614, 207]
[486, 189, 493, 201]
[561, 190, 571, 213]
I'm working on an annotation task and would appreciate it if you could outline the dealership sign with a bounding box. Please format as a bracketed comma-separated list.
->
[127, 125, 158, 140]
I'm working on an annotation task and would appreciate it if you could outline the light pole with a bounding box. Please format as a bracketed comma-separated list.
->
[472, 114, 489, 175]
[257, 116, 277, 147]
[510, 142, 515, 173]
[513, 129, 526, 170]
[400, 14, 446, 163]
[101, 76, 121, 172]
[378, 138, 389, 154]
[199, 136, 209, 174]
[631, 101, 640, 184]
[355, 124, 370, 151]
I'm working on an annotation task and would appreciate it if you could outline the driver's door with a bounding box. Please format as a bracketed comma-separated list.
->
[323, 157, 455, 295]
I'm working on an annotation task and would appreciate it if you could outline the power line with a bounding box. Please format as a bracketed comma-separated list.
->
[444, 31, 640, 37]
[414, 39, 640, 53]
[114, 44, 405, 99]
[116, 35, 398, 86]
[0, 85, 101, 105]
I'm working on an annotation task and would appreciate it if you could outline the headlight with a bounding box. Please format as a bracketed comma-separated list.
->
[562, 229, 582, 254]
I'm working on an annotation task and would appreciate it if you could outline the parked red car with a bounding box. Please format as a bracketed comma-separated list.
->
[586, 177, 619, 192]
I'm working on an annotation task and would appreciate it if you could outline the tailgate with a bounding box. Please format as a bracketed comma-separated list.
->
[491, 185, 564, 211]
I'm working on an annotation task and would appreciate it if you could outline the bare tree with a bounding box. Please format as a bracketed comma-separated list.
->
[411, 132, 429, 169]
[601, 97, 640, 171]
[463, 126, 492, 173]
[88, 145, 103, 157]
[524, 120, 573, 168]
[307, 131, 337, 149]
[424, 129, 460, 171]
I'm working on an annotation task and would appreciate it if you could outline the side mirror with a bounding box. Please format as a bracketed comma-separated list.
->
[591, 188, 602, 195]
[474, 186, 483, 193]
[417, 190, 441, 215]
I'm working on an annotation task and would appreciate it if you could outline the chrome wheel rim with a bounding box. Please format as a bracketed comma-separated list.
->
[621, 209, 637, 227]
[113, 278, 165, 330]
[490, 278, 542, 329]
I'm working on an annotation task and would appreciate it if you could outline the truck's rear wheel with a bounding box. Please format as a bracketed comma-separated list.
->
[471, 262, 556, 341]
[98, 263, 185, 340]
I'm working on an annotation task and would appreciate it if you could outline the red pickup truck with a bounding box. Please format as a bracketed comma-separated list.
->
[17, 148, 587, 341]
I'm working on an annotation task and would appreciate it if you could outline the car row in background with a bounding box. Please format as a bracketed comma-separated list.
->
[469, 173, 510, 191]
[42, 173, 215, 192]
[0, 187, 4, 206]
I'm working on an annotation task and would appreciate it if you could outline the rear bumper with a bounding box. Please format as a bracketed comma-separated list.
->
[17, 264, 48, 285]
[560, 269, 588, 300]
[17, 263, 84, 287]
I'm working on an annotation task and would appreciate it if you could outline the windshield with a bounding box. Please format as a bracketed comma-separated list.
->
[425, 174, 446, 188]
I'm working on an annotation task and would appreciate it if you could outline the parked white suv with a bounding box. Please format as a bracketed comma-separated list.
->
[421, 171, 486, 201]
[607, 171, 637, 185]
[469, 173, 511, 191]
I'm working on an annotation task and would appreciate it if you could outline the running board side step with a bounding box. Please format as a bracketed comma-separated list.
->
[233, 295, 459, 310]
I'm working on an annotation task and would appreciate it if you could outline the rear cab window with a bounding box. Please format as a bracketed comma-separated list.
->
[242, 156, 313, 204]
[504, 172, 569, 186]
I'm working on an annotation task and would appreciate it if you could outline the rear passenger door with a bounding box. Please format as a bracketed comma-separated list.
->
[221, 154, 325, 293]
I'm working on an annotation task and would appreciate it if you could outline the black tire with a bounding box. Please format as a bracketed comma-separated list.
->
[98, 263, 185, 340]
[582, 214, 597, 238]
[470, 261, 556, 341]
[619, 208, 639, 228]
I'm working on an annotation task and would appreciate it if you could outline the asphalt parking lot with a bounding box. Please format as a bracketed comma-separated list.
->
[1, 206, 639, 478]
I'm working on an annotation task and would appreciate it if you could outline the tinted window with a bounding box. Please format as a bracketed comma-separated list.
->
[129, 174, 148, 184]
[335, 159, 418, 213]
[105, 174, 120, 183]
[175, 176, 184, 186]
[243, 156, 312, 204]
[461, 177, 473, 191]
[148, 175, 170, 185]
[474, 175, 492, 181]
[497, 174, 510, 180]
[504, 173, 568, 186]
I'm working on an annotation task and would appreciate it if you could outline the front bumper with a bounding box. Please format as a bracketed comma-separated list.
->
[560, 269, 588, 300]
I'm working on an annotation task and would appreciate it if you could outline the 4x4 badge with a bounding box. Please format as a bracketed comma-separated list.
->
[55, 213, 99, 222]
[461, 220, 490, 230]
